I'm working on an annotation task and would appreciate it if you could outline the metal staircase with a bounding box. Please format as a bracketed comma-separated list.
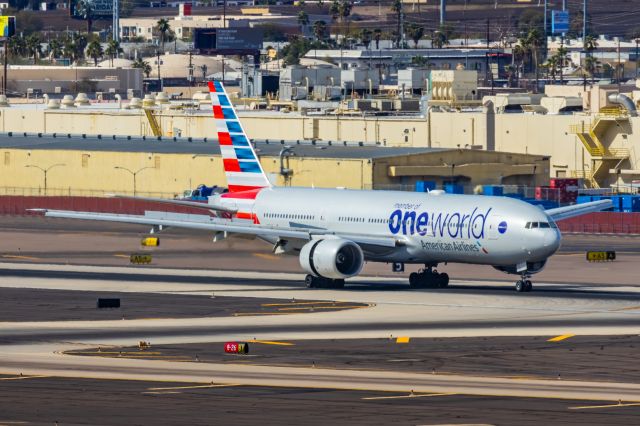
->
[143, 108, 163, 137]
[569, 110, 630, 188]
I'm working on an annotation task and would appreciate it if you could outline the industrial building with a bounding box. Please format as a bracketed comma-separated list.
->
[0, 134, 548, 196]
[1, 69, 640, 191]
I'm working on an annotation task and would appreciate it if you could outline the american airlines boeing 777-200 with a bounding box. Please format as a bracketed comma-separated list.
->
[37, 80, 612, 292]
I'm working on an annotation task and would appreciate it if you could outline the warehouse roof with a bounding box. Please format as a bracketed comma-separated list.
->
[0, 132, 449, 159]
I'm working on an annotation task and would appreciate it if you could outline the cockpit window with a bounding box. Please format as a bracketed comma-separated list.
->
[526, 221, 555, 229]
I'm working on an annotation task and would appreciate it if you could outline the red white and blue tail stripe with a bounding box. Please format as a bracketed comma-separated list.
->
[208, 80, 271, 194]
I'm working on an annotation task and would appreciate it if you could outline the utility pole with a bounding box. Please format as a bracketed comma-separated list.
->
[583, 0, 587, 41]
[400, 0, 405, 48]
[440, 0, 446, 26]
[187, 50, 193, 86]
[112, 0, 119, 42]
[156, 50, 162, 91]
[543, 0, 548, 57]
[3, 38, 7, 95]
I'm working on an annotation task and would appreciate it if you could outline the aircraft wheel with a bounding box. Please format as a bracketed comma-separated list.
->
[438, 273, 449, 288]
[333, 279, 345, 289]
[524, 280, 533, 292]
[409, 272, 420, 288]
[305, 274, 317, 288]
[515, 280, 525, 292]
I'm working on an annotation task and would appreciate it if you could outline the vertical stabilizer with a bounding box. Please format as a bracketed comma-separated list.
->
[208, 80, 271, 193]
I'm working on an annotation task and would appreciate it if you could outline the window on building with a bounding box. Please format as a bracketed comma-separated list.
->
[81, 154, 89, 168]
[3, 152, 9, 166]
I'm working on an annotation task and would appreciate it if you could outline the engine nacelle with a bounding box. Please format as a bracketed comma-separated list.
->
[299, 238, 364, 279]
[493, 260, 547, 275]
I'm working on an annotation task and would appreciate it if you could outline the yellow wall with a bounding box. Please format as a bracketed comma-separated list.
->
[0, 149, 371, 196]
[1, 105, 638, 184]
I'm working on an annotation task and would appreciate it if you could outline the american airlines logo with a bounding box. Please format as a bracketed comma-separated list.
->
[388, 207, 493, 239]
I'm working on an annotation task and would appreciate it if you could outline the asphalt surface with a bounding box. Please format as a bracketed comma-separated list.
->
[2, 375, 637, 426]
[68, 335, 640, 384]
[0, 287, 363, 322]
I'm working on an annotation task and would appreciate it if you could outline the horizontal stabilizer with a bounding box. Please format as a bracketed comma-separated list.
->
[110, 195, 237, 213]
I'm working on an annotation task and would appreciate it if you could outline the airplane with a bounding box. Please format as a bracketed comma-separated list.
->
[36, 80, 612, 292]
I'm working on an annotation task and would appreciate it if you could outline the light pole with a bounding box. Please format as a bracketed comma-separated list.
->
[25, 163, 65, 195]
[114, 166, 153, 196]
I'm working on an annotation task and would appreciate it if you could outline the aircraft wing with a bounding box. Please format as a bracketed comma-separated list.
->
[37, 210, 400, 248]
[109, 195, 237, 214]
[545, 199, 613, 221]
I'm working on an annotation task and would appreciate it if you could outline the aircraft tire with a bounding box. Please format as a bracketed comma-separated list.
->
[409, 273, 420, 288]
[305, 274, 317, 288]
[515, 280, 525, 292]
[438, 273, 449, 288]
[524, 280, 533, 292]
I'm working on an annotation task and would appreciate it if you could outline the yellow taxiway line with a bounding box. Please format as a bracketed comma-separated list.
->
[0, 375, 48, 381]
[547, 334, 575, 342]
[277, 305, 367, 311]
[261, 301, 344, 307]
[2, 255, 40, 261]
[362, 392, 456, 400]
[147, 384, 241, 391]
[250, 339, 295, 346]
[569, 402, 640, 410]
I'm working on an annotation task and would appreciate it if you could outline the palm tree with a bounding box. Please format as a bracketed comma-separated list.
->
[7, 35, 26, 59]
[132, 58, 152, 77]
[105, 39, 123, 67]
[525, 28, 542, 90]
[312, 20, 327, 42]
[86, 40, 103, 66]
[584, 35, 598, 54]
[25, 34, 41, 65]
[390, 0, 402, 48]
[584, 55, 599, 83]
[373, 29, 382, 49]
[360, 28, 372, 49]
[156, 18, 171, 52]
[48, 39, 63, 61]
[72, 33, 88, 62]
[431, 30, 448, 49]
[406, 23, 424, 48]
[512, 44, 526, 78]
[62, 37, 76, 62]
[297, 11, 309, 32]
[555, 46, 569, 83]
[75, 0, 94, 34]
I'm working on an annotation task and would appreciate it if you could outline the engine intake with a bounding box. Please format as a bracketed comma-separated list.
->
[299, 238, 364, 279]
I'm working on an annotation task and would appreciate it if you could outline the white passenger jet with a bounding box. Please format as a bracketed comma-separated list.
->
[39, 81, 612, 292]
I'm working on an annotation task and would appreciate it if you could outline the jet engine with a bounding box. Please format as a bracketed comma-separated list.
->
[493, 260, 547, 275]
[299, 238, 364, 279]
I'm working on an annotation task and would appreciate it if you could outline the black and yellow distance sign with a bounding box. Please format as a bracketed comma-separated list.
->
[586, 251, 616, 262]
[130, 254, 153, 264]
[0, 17, 16, 38]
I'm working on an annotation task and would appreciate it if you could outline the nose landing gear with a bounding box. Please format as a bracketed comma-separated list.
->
[515, 273, 533, 292]
[409, 266, 449, 289]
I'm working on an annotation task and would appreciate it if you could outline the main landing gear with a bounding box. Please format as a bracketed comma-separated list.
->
[515, 273, 533, 292]
[305, 274, 345, 289]
[409, 266, 449, 289]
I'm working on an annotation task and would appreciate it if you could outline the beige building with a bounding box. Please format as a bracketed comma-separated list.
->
[4, 66, 143, 96]
[0, 81, 638, 190]
[0, 135, 548, 196]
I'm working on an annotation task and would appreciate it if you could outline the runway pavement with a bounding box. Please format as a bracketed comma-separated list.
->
[0, 216, 639, 424]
